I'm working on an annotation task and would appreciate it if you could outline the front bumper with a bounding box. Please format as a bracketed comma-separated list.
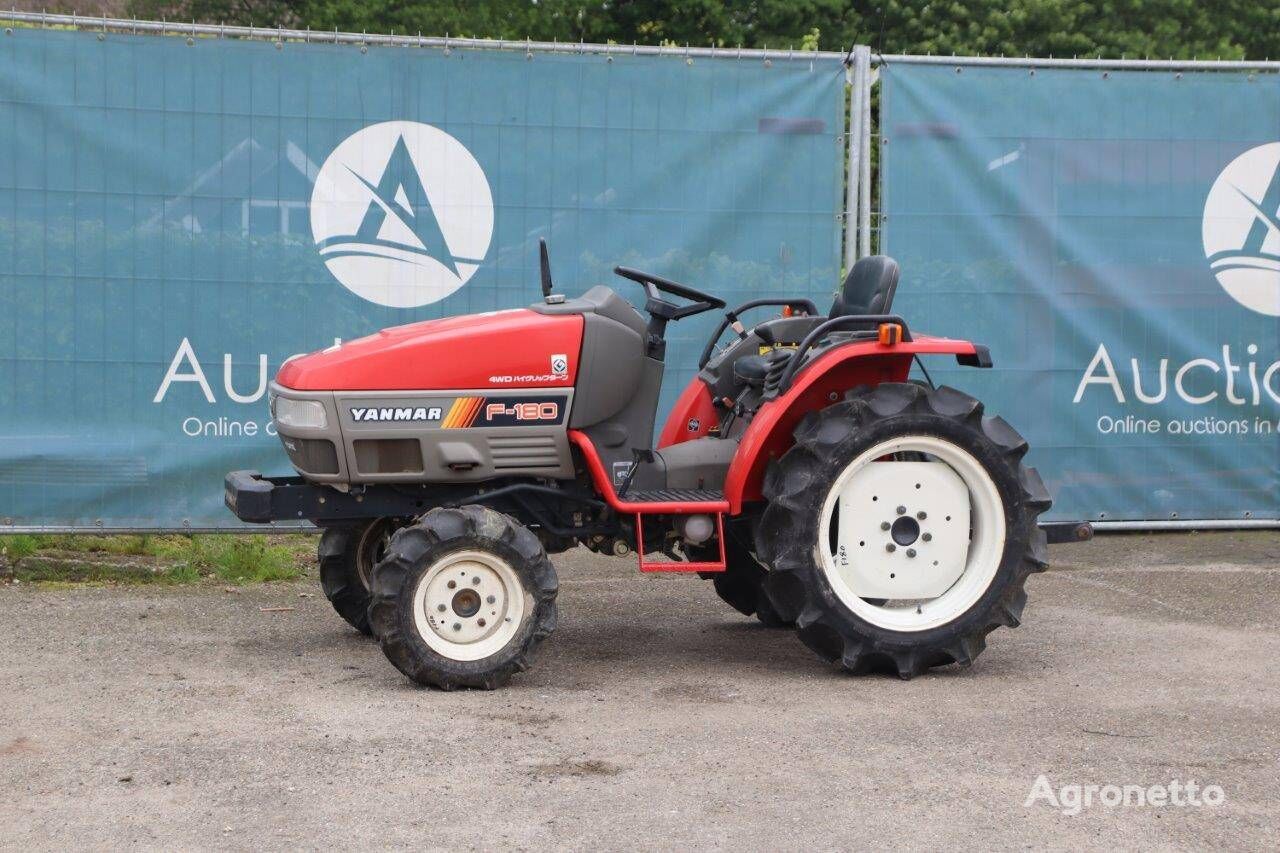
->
[224, 470, 438, 525]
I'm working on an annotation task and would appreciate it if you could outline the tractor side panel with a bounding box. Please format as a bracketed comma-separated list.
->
[723, 337, 981, 513]
[271, 380, 577, 485]
[332, 388, 577, 483]
[568, 312, 646, 428]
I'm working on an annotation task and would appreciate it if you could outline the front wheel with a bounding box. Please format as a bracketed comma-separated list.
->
[368, 506, 558, 690]
[318, 518, 396, 635]
[755, 383, 1051, 678]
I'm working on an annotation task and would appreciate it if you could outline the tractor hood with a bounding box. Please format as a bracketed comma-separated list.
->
[275, 308, 583, 391]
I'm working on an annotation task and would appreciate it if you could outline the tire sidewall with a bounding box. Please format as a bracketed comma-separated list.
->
[319, 520, 395, 635]
[352, 517, 395, 590]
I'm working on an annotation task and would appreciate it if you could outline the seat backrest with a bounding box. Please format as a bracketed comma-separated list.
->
[830, 255, 900, 317]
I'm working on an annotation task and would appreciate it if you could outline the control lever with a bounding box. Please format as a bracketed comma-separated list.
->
[617, 448, 654, 498]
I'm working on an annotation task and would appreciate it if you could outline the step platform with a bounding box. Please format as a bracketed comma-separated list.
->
[625, 490, 728, 574]
[624, 488, 724, 504]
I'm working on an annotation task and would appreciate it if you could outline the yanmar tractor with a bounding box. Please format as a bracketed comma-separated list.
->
[226, 244, 1088, 689]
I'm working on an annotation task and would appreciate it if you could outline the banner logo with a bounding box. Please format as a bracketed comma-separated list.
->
[1203, 142, 1280, 317]
[310, 121, 494, 309]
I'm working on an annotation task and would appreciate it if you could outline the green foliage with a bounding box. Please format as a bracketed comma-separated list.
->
[0, 533, 311, 585]
[125, 0, 1280, 60]
[154, 534, 306, 584]
[205, 536, 302, 584]
[1, 535, 39, 561]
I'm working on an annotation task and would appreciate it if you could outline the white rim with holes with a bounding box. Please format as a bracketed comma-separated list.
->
[411, 549, 528, 661]
[816, 434, 1006, 632]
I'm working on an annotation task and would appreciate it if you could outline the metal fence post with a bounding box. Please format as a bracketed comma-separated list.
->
[843, 51, 864, 272]
[856, 45, 872, 259]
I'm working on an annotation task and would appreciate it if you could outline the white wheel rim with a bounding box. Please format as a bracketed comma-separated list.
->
[411, 550, 528, 661]
[816, 434, 1006, 632]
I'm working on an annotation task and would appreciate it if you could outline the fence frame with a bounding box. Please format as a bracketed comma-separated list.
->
[1, 12, 1277, 531]
[865, 51, 1280, 530]
[0, 12, 858, 533]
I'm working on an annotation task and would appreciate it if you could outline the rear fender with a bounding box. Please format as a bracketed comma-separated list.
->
[657, 377, 717, 447]
[723, 336, 985, 513]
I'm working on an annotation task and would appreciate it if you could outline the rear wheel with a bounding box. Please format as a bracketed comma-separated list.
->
[318, 518, 396, 635]
[367, 506, 558, 690]
[755, 383, 1050, 678]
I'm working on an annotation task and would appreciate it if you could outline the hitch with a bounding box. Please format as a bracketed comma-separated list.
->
[1040, 521, 1094, 544]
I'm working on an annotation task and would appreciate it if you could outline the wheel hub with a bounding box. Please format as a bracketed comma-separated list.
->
[890, 515, 921, 546]
[411, 550, 526, 660]
[451, 588, 482, 618]
[832, 457, 975, 601]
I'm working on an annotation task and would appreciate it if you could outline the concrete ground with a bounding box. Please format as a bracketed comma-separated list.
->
[1, 531, 1277, 851]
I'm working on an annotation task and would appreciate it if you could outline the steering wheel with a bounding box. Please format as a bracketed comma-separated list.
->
[613, 266, 725, 323]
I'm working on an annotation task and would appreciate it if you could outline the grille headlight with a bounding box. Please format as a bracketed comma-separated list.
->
[273, 397, 328, 429]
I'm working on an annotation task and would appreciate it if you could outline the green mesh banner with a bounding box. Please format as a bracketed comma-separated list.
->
[0, 28, 845, 528]
[882, 62, 1280, 523]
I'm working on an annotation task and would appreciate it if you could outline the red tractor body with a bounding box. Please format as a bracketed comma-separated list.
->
[227, 248, 1084, 689]
[278, 309, 583, 391]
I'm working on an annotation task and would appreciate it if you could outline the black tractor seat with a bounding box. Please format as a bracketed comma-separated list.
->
[830, 255, 899, 319]
[726, 255, 901, 395]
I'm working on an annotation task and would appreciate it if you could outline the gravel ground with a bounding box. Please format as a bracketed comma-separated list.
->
[1, 531, 1277, 850]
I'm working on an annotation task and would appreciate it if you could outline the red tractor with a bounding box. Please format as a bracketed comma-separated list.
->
[226, 243, 1089, 689]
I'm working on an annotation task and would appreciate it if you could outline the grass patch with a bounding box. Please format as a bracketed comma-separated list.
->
[200, 536, 303, 584]
[1, 533, 314, 586]
[1, 535, 39, 561]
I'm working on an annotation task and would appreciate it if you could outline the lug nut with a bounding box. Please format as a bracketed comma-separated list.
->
[452, 623, 461, 631]
[472, 576, 481, 586]
[880, 521, 891, 531]
[896, 505, 907, 515]
[486, 595, 496, 604]
[922, 533, 932, 542]
[906, 548, 917, 558]
[437, 604, 446, 612]
[885, 543, 896, 553]
[917, 511, 927, 520]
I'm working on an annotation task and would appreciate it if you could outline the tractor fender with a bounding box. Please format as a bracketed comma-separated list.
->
[723, 336, 987, 513]
[657, 377, 718, 448]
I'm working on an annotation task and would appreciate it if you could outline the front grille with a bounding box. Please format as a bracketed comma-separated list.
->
[352, 438, 423, 475]
[282, 437, 339, 475]
[487, 435, 560, 470]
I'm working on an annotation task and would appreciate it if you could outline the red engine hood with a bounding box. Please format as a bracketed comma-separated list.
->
[276, 309, 583, 391]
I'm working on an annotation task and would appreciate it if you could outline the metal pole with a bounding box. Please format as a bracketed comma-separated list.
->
[842, 55, 862, 272]
[1091, 519, 1280, 532]
[856, 45, 872, 259]
[876, 52, 1280, 71]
